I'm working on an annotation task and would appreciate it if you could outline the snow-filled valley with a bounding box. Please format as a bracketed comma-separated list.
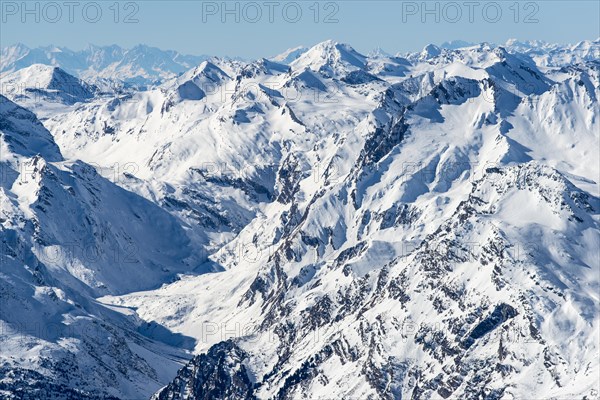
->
[0, 39, 599, 399]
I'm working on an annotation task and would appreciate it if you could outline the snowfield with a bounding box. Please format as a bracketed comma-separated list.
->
[1, 39, 599, 399]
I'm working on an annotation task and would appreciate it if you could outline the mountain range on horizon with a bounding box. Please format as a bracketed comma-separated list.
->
[2, 38, 599, 87]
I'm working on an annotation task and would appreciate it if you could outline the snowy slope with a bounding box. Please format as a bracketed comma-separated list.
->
[270, 46, 309, 65]
[1, 39, 599, 399]
[0, 95, 205, 398]
[0, 64, 96, 117]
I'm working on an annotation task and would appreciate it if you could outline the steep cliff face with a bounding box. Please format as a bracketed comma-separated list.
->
[116, 42, 598, 400]
[0, 96, 198, 399]
[152, 341, 254, 400]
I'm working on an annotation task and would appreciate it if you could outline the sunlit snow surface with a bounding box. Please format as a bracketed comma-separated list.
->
[1, 40, 599, 399]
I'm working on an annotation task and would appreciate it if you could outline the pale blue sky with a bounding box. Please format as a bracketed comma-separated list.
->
[1, 1, 598, 58]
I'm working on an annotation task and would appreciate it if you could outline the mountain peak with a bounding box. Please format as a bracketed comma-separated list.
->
[368, 47, 393, 58]
[421, 44, 442, 58]
[290, 40, 367, 76]
[270, 45, 308, 64]
[0, 64, 94, 105]
[8, 42, 30, 52]
[440, 40, 475, 50]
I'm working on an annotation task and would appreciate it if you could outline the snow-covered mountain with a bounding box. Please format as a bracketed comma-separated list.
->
[1, 39, 599, 399]
[270, 46, 309, 65]
[503, 38, 600, 67]
[0, 64, 96, 113]
[440, 40, 476, 50]
[401, 39, 600, 71]
[0, 44, 210, 87]
[0, 94, 209, 398]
